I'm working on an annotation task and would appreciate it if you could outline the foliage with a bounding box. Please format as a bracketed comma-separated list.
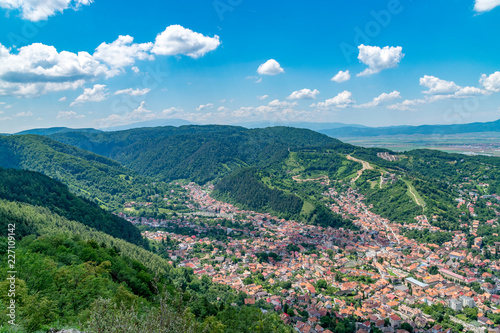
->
[0, 168, 144, 246]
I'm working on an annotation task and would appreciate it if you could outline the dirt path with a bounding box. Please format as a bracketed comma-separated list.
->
[292, 175, 330, 185]
[347, 155, 373, 183]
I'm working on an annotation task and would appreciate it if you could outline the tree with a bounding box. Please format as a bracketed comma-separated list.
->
[401, 322, 413, 333]
[428, 265, 439, 275]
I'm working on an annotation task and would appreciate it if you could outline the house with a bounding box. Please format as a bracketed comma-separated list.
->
[478, 316, 495, 328]
[482, 283, 497, 294]
[389, 314, 401, 328]
[430, 324, 443, 333]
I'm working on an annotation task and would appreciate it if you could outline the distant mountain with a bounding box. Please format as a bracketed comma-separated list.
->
[50, 125, 351, 184]
[236, 121, 366, 131]
[15, 127, 102, 136]
[101, 118, 192, 132]
[320, 119, 500, 137]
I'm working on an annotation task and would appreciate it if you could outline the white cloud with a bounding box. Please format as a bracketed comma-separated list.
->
[257, 95, 269, 100]
[480, 72, 500, 92]
[131, 66, 140, 73]
[0, 0, 93, 22]
[114, 88, 151, 96]
[14, 111, 33, 117]
[331, 70, 351, 83]
[420, 75, 460, 94]
[161, 107, 183, 117]
[356, 91, 401, 108]
[311, 91, 354, 109]
[57, 110, 84, 119]
[268, 99, 298, 108]
[59, 96, 67, 102]
[287, 89, 320, 100]
[474, 0, 500, 12]
[357, 45, 404, 76]
[151, 25, 220, 58]
[257, 59, 284, 76]
[196, 103, 214, 111]
[94, 35, 154, 69]
[0, 25, 221, 97]
[0, 42, 110, 97]
[217, 106, 229, 112]
[70, 84, 108, 106]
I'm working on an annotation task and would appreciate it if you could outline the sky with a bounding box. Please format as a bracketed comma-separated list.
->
[0, 0, 499, 133]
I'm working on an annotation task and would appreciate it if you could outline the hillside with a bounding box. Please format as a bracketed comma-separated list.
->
[50, 125, 349, 184]
[0, 134, 155, 211]
[213, 167, 353, 229]
[0, 168, 144, 246]
[0, 172, 292, 332]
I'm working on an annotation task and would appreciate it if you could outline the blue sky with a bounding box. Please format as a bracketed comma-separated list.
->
[0, 0, 499, 132]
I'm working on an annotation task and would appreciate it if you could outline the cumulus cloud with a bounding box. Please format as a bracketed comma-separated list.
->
[480, 72, 500, 92]
[0, 0, 93, 21]
[287, 89, 320, 100]
[196, 103, 214, 111]
[57, 110, 85, 119]
[474, 0, 500, 12]
[0, 43, 109, 97]
[257, 95, 269, 100]
[114, 88, 151, 96]
[0, 25, 221, 97]
[331, 70, 351, 83]
[420, 75, 460, 94]
[70, 84, 108, 106]
[151, 25, 220, 58]
[357, 45, 404, 76]
[268, 99, 298, 108]
[311, 91, 354, 109]
[217, 106, 229, 112]
[94, 35, 154, 69]
[356, 91, 401, 108]
[257, 59, 284, 76]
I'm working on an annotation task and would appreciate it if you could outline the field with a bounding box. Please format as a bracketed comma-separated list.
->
[340, 132, 500, 157]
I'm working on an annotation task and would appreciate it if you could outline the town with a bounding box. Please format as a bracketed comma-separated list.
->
[121, 181, 500, 333]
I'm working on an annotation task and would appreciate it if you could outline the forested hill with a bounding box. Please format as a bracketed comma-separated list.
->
[0, 168, 144, 246]
[0, 173, 292, 331]
[49, 125, 351, 183]
[0, 134, 147, 210]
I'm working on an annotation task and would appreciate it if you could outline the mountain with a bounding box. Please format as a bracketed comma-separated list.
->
[0, 169, 292, 332]
[101, 118, 192, 132]
[50, 125, 351, 184]
[0, 168, 145, 246]
[15, 127, 102, 136]
[0, 134, 148, 210]
[236, 121, 366, 131]
[320, 118, 500, 137]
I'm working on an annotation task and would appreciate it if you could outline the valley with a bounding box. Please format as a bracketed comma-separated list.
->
[1, 125, 500, 333]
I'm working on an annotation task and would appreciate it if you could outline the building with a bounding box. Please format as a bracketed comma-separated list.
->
[406, 277, 429, 290]
[448, 298, 462, 312]
[460, 296, 475, 308]
[389, 314, 402, 328]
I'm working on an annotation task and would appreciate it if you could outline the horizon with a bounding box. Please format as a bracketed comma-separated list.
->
[0, 1, 499, 133]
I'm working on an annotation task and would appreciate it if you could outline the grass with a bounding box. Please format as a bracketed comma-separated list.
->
[300, 201, 315, 216]
[402, 179, 426, 210]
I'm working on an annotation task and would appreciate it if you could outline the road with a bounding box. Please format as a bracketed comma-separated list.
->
[347, 155, 373, 183]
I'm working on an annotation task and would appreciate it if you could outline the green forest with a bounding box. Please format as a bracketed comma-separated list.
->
[0, 170, 292, 332]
